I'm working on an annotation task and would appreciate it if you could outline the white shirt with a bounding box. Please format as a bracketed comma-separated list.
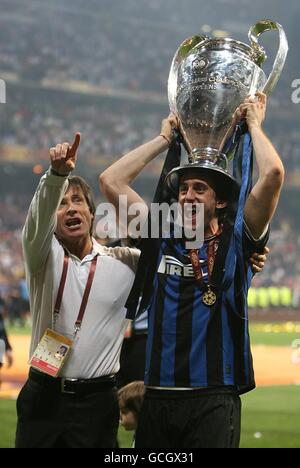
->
[22, 169, 140, 379]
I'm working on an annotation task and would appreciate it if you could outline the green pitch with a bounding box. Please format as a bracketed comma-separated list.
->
[240, 385, 300, 448]
[1, 385, 300, 448]
[250, 322, 300, 347]
[1, 322, 299, 448]
[0, 399, 17, 448]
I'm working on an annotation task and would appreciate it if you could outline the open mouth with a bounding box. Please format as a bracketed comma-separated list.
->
[65, 218, 82, 230]
[185, 204, 197, 219]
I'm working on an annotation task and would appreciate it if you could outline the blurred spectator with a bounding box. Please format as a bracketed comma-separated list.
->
[0, 294, 14, 387]
[8, 287, 27, 328]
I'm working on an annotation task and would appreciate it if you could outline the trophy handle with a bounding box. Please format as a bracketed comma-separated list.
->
[168, 34, 208, 113]
[248, 20, 288, 96]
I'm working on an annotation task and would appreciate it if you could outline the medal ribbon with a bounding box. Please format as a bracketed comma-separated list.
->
[188, 240, 216, 293]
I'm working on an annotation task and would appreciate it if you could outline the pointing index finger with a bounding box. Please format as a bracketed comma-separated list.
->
[67, 132, 81, 157]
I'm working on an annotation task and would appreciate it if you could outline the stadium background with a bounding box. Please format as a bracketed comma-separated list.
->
[0, 0, 300, 448]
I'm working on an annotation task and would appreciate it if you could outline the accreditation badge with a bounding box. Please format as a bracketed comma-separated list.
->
[29, 329, 73, 378]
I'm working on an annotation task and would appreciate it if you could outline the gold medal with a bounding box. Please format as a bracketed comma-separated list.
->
[189, 241, 219, 307]
[202, 288, 217, 307]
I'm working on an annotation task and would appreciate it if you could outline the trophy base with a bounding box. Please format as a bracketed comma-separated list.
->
[188, 147, 228, 171]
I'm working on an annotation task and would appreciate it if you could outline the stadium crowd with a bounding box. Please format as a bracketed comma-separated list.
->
[0, 189, 299, 313]
[0, 0, 299, 316]
[0, 91, 162, 165]
[0, 0, 296, 102]
[0, 89, 299, 174]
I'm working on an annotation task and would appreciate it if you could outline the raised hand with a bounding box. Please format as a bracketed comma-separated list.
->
[239, 92, 267, 131]
[50, 132, 81, 175]
[250, 246, 270, 274]
[160, 113, 180, 146]
[232, 91, 267, 129]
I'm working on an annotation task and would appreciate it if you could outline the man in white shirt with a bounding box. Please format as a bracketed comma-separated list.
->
[16, 133, 139, 448]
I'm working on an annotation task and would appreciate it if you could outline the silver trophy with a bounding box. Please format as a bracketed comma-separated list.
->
[168, 20, 288, 168]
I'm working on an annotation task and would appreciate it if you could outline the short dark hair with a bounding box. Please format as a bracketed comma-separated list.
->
[68, 176, 96, 235]
[118, 381, 145, 416]
[179, 170, 235, 203]
[178, 171, 237, 224]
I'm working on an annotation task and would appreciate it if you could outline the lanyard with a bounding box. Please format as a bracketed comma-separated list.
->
[53, 252, 99, 337]
[188, 238, 218, 307]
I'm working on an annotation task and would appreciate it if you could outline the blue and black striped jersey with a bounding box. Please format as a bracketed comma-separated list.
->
[144, 226, 268, 394]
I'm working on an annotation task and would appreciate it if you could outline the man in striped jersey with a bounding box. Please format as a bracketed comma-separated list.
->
[100, 92, 284, 448]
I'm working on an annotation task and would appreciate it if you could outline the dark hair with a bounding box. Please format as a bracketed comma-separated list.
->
[180, 171, 237, 202]
[68, 176, 95, 235]
[178, 171, 238, 223]
[118, 381, 145, 416]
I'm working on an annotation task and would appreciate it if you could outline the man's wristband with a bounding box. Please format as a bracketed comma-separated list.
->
[159, 134, 171, 147]
[50, 168, 69, 177]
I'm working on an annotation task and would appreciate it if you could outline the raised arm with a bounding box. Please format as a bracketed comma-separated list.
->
[99, 115, 178, 223]
[22, 133, 81, 273]
[241, 93, 284, 239]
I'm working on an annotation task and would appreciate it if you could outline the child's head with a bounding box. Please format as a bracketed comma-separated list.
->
[118, 381, 145, 431]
